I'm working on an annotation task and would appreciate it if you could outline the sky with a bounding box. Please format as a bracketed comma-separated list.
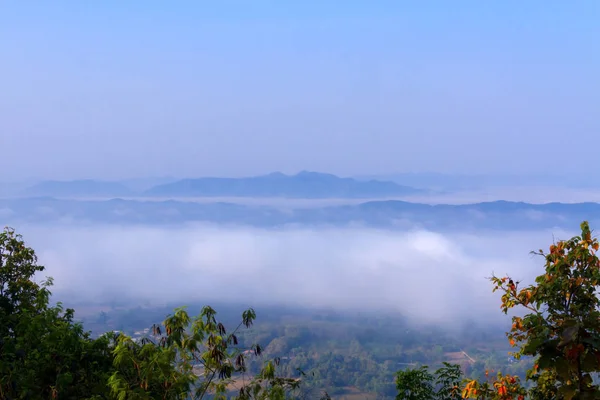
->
[1, 1, 599, 181]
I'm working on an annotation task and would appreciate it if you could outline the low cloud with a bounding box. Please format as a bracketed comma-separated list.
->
[12, 223, 574, 326]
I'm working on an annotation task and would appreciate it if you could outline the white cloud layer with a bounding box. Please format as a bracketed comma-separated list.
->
[13, 223, 575, 325]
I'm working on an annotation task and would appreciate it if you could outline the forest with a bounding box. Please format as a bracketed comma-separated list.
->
[81, 303, 530, 399]
[2, 221, 600, 399]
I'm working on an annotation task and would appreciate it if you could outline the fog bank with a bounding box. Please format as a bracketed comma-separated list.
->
[14, 224, 572, 325]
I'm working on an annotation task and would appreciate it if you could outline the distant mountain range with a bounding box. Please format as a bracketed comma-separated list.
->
[14, 172, 424, 199]
[1, 197, 598, 231]
[143, 171, 424, 198]
[21, 180, 134, 197]
[355, 172, 600, 190]
[7, 171, 600, 200]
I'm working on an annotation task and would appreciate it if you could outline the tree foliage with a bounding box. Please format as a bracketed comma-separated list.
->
[461, 371, 526, 400]
[396, 365, 435, 400]
[396, 362, 462, 400]
[0, 227, 113, 399]
[435, 362, 463, 400]
[460, 221, 600, 399]
[109, 306, 302, 400]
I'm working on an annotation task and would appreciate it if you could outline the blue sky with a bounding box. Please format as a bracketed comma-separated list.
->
[1, 1, 598, 180]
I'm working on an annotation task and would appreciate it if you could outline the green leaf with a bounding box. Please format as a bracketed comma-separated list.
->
[558, 383, 577, 400]
[522, 337, 544, 354]
[581, 352, 598, 372]
[555, 358, 570, 379]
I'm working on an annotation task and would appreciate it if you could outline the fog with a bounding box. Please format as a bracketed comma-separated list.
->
[13, 223, 575, 327]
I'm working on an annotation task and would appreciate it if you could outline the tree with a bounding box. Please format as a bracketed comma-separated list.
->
[0, 227, 48, 323]
[461, 371, 526, 400]
[396, 363, 463, 400]
[109, 306, 303, 400]
[435, 362, 463, 400]
[396, 366, 435, 400]
[462, 221, 600, 399]
[0, 227, 114, 399]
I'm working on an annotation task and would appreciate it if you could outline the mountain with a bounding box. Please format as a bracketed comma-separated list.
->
[2, 197, 599, 231]
[118, 177, 178, 192]
[0, 181, 32, 197]
[144, 171, 424, 198]
[355, 172, 600, 190]
[21, 180, 134, 198]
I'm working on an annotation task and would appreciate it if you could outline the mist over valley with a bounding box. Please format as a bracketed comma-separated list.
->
[3, 2, 599, 397]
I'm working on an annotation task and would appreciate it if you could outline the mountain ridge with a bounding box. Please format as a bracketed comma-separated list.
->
[21, 180, 134, 197]
[16, 172, 424, 199]
[143, 171, 423, 198]
[2, 197, 599, 231]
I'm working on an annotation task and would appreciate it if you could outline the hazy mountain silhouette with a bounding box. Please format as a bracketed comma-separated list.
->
[21, 180, 134, 198]
[2, 197, 599, 231]
[144, 171, 424, 198]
